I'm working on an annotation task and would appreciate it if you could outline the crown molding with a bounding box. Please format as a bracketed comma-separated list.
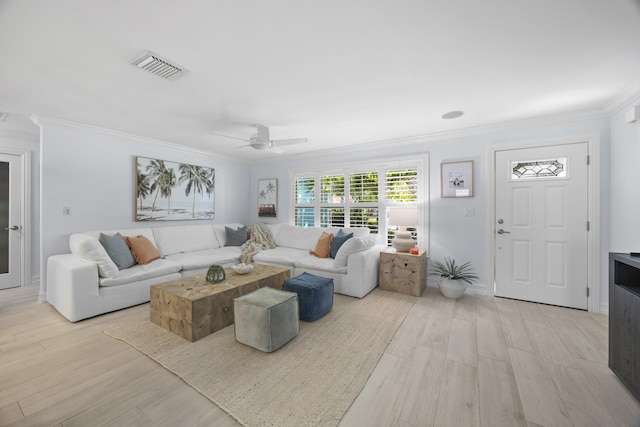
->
[603, 77, 640, 116]
[30, 114, 251, 165]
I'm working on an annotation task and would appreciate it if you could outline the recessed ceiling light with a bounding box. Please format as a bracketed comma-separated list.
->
[442, 111, 464, 119]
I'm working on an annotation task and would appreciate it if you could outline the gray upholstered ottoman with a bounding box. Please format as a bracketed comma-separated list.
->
[233, 286, 299, 352]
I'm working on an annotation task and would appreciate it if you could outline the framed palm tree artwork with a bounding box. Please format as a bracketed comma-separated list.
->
[135, 156, 215, 221]
[258, 178, 277, 217]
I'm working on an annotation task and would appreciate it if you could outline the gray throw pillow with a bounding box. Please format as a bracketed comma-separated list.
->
[225, 226, 248, 246]
[99, 232, 136, 270]
[330, 229, 353, 258]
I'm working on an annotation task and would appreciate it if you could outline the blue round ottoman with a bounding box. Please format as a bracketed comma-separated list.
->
[283, 272, 334, 322]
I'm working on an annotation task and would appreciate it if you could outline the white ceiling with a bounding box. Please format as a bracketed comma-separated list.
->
[2, 0, 640, 162]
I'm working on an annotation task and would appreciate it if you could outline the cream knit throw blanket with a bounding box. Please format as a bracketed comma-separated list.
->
[240, 222, 276, 263]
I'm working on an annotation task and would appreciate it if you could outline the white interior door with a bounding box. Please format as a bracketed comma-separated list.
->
[495, 143, 588, 309]
[0, 153, 23, 290]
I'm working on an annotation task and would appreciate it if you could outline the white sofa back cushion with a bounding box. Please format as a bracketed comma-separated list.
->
[153, 224, 220, 256]
[213, 223, 245, 247]
[69, 233, 119, 278]
[273, 224, 325, 251]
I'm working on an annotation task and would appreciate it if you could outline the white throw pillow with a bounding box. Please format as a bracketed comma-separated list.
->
[69, 233, 119, 278]
[333, 235, 377, 268]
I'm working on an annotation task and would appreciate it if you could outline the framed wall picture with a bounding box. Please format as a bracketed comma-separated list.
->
[135, 156, 215, 221]
[441, 160, 473, 198]
[258, 178, 277, 217]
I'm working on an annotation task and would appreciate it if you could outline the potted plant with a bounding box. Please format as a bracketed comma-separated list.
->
[430, 257, 479, 299]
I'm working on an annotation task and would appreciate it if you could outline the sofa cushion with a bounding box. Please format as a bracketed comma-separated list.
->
[273, 224, 324, 251]
[125, 235, 162, 265]
[165, 247, 242, 271]
[99, 259, 182, 287]
[69, 233, 119, 279]
[266, 223, 285, 239]
[213, 223, 245, 247]
[152, 224, 219, 256]
[330, 229, 353, 258]
[310, 232, 333, 258]
[333, 235, 378, 268]
[253, 247, 309, 266]
[295, 255, 348, 274]
[99, 233, 136, 270]
[226, 226, 248, 246]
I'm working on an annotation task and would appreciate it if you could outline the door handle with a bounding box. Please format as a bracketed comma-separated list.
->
[4, 225, 20, 231]
[497, 229, 510, 234]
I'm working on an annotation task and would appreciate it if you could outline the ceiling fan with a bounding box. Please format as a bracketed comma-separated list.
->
[211, 124, 308, 152]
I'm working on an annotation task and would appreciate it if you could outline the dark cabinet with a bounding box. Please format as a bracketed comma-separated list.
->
[609, 253, 640, 401]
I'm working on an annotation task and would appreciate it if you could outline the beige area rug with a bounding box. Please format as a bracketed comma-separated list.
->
[104, 289, 415, 427]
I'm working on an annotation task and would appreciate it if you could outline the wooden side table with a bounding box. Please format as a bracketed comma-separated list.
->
[379, 249, 427, 296]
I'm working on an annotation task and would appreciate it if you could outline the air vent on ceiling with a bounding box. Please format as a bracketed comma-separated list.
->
[130, 50, 187, 81]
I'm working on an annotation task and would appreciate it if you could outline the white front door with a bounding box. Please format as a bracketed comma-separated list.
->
[0, 153, 23, 290]
[494, 143, 589, 309]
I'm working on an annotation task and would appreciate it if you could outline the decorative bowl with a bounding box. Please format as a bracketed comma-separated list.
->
[232, 263, 254, 275]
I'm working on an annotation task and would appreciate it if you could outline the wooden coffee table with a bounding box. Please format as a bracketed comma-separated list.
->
[150, 264, 290, 342]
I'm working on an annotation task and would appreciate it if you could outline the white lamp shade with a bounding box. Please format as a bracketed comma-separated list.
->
[389, 207, 418, 227]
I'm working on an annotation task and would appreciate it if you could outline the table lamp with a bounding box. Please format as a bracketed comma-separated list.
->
[389, 207, 418, 252]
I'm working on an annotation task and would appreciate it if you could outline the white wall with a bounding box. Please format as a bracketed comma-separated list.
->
[250, 117, 611, 305]
[0, 130, 40, 285]
[38, 119, 251, 295]
[610, 97, 640, 252]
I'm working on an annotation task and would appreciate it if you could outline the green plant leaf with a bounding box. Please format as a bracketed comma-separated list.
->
[429, 256, 478, 284]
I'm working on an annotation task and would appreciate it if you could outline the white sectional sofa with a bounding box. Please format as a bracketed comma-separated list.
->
[46, 223, 386, 322]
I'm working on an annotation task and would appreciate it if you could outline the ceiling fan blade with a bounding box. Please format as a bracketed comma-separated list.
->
[209, 131, 249, 142]
[272, 138, 308, 147]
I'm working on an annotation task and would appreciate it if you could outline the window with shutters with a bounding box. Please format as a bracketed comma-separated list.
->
[294, 176, 315, 227]
[385, 168, 418, 245]
[291, 157, 427, 248]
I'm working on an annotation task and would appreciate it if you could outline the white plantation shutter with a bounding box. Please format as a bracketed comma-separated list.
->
[349, 171, 379, 233]
[320, 175, 345, 227]
[385, 168, 417, 203]
[294, 176, 315, 227]
[349, 172, 378, 203]
[385, 168, 418, 244]
[320, 175, 345, 203]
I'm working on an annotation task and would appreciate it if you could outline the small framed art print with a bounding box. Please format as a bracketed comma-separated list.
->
[441, 161, 473, 198]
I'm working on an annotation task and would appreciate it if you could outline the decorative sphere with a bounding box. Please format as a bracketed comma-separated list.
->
[206, 265, 226, 283]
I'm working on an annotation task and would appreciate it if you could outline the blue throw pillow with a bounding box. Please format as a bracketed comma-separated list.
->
[330, 229, 353, 258]
[99, 232, 136, 270]
[225, 226, 248, 246]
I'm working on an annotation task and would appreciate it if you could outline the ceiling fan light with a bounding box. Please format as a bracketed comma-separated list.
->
[251, 141, 270, 150]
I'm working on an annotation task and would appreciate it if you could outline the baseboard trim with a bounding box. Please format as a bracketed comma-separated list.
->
[599, 302, 609, 316]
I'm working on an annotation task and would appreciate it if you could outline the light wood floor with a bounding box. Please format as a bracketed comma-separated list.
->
[1, 286, 639, 427]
